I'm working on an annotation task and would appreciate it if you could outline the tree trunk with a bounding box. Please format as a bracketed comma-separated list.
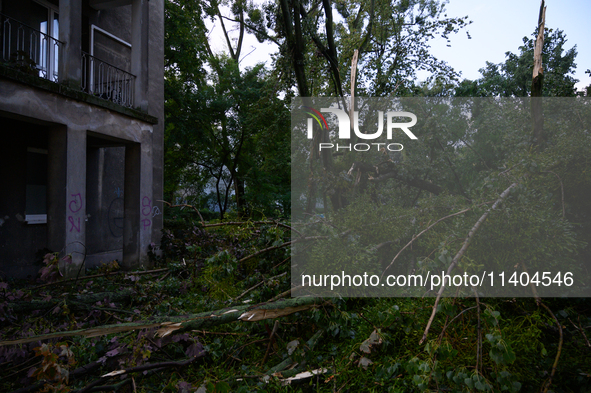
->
[531, 1, 546, 147]
[0, 297, 328, 347]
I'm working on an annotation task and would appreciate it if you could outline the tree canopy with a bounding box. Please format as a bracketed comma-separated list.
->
[164, 0, 473, 219]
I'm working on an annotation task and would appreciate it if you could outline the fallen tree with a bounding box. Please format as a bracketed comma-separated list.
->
[0, 296, 328, 347]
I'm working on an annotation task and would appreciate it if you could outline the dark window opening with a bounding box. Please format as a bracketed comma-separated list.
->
[25, 147, 48, 224]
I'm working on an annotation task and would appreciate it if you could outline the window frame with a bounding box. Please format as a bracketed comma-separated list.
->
[32, 0, 59, 81]
[25, 147, 48, 225]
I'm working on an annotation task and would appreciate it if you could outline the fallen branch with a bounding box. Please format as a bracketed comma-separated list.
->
[0, 297, 327, 346]
[440, 306, 477, 336]
[420, 183, 517, 344]
[203, 220, 303, 237]
[568, 317, 591, 348]
[473, 286, 482, 375]
[268, 286, 303, 303]
[192, 330, 247, 336]
[31, 268, 168, 290]
[523, 260, 563, 393]
[159, 200, 205, 224]
[7, 289, 136, 314]
[381, 202, 494, 278]
[540, 301, 563, 393]
[278, 368, 330, 386]
[262, 320, 280, 365]
[100, 356, 202, 378]
[160, 203, 302, 237]
[542, 170, 565, 218]
[234, 272, 287, 302]
[76, 357, 201, 393]
[239, 236, 326, 264]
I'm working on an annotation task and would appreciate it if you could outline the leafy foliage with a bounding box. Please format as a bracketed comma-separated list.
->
[31, 342, 76, 393]
[1, 218, 590, 391]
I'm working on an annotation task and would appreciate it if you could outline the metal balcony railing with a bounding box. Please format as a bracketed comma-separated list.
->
[0, 13, 62, 82]
[81, 52, 135, 108]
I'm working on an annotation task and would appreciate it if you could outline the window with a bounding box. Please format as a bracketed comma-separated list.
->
[25, 148, 48, 224]
[30, 0, 59, 81]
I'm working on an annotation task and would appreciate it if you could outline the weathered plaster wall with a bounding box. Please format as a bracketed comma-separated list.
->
[0, 79, 153, 141]
[88, 4, 132, 44]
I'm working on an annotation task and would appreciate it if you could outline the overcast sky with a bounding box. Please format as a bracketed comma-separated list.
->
[427, 0, 591, 90]
[209, 0, 591, 92]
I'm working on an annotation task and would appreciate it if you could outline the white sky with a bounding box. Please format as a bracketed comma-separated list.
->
[208, 0, 591, 92]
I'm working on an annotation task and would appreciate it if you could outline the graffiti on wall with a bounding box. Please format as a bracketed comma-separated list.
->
[152, 205, 161, 218]
[90, 191, 159, 237]
[141, 196, 151, 230]
[68, 193, 83, 233]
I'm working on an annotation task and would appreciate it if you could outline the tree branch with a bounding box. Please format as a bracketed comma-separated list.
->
[238, 236, 327, 264]
[220, 15, 281, 46]
[381, 202, 493, 278]
[0, 297, 327, 346]
[540, 301, 563, 393]
[160, 200, 205, 224]
[420, 183, 517, 344]
[216, 6, 236, 59]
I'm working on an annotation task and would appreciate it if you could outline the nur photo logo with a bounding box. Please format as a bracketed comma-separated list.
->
[304, 105, 418, 152]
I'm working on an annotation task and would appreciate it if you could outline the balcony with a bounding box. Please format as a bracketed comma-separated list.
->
[1, 12, 62, 83]
[1, 13, 136, 109]
[81, 52, 135, 108]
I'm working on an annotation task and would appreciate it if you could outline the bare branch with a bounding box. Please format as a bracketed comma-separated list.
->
[234, 272, 287, 301]
[540, 301, 563, 393]
[238, 236, 327, 264]
[420, 183, 517, 344]
[542, 170, 565, 218]
[381, 201, 494, 279]
[220, 15, 281, 46]
[159, 200, 205, 224]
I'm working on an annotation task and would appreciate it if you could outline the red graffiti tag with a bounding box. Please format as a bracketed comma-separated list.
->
[68, 216, 80, 232]
[141, 196, 152, 230]
[141, 218, 151, 230]
[141, 196, 151, 217]
[68, 193, 83, 213]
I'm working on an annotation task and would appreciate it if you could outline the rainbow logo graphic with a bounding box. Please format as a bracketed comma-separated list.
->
[303, 106, 329, 130]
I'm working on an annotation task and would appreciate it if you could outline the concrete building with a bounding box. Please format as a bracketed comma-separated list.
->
[0, 0, 164, 278]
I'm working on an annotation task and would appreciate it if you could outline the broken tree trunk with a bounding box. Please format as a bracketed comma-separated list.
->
[0, 297, 328, 346]
[531, 0, 546, 146]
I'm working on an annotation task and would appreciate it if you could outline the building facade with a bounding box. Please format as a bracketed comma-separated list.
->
[0, 0, 164, 278]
